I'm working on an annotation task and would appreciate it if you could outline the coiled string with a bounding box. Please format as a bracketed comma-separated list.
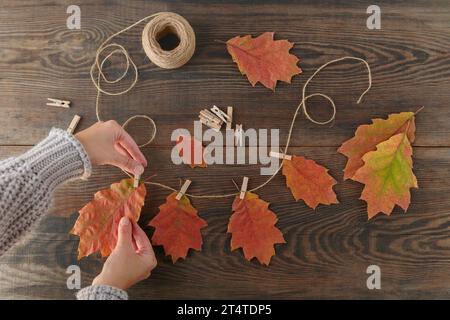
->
[89, 13, 372, 198]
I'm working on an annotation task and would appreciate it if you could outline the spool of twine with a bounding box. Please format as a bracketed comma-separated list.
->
[142, 12, 195, 69]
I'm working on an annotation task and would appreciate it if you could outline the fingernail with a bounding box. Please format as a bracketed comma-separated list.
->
[121, 217, 130, 226]
[134, 164, 144, 176]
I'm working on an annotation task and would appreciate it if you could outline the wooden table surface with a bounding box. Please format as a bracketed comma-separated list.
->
[0, 0, 449, 300]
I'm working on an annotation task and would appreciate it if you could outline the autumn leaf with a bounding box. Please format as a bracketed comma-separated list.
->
[338, 112, 416, 180]
[176, 135, 207, 168]
[282, 155, 338, 209]
[228, 192, 285, 265]
[71, 178, 146, 260]
[353, 132, 418, 219]
[226, 32, 302, 90]
[149, 192, 207, 263]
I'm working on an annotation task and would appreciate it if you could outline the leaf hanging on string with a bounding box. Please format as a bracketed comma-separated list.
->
[176, 135, 207, 168]
[71, 178, 146, 260]
[282, 155, 338, 209]
[338, 112, 416, 180]
[226, 32, 302, 90]
[228, 192, 285, 265]
[352, 132, 418, 219]
[149, 192, 207, 263]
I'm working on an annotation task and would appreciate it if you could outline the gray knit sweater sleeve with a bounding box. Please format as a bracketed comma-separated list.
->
[0, 128, 128, 300]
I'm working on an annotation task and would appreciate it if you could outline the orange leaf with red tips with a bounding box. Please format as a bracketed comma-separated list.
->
[282, 155, 338, 209]
[228, 192, 285, 265]
[149, 192, 207, 263]
[352, 132, 418, 219]
[71, 178, 146, 260]
[338, 112, 416, 180]
[226, 32, 302, 90]
[176, 135, 207, 168]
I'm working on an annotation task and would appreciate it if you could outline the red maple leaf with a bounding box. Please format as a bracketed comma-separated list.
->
[149, 192, 207, 263]
[226, 32, 302, 90]
[71, 178, 146, 259]
[228, 191, 285, 265]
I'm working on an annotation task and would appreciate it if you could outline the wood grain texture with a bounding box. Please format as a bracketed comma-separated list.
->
[0, 0, 449, 299]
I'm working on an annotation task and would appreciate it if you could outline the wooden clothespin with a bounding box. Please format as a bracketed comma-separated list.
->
[240, 176, 249, 199]
[199, 109, 222, 132]
[176, 179, 192, 200]
[47, 98, 70, 109]
[226, 106, 233, 130]
[234, 124, 243, 146]
[210, 105, 231, 124]
[269, 151, 292, 160]
[67, 115, 81, 134]
[133, 174, 141, 188]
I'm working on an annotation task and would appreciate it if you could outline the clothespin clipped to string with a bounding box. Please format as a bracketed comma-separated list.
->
[234, 124, 243, 146]
[239, 176, 249, 199]
[133, 174, 141, 188]
[67, 115, 81, 134]
[176, 179, 192, 200]
[269, 150, 292, 161]
[47, 98, 71, 109]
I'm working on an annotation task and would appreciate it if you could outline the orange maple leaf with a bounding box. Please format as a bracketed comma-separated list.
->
[176, 135, 207, 168]
[226, 32, 302, 90]
[71, 178, 146, 260]
[228, 192, 285, 265]
[338, 112, 416, 180]
[149, 192, 207, 263]
[352, 132, 418, 219]
[282, 155, 338, 209]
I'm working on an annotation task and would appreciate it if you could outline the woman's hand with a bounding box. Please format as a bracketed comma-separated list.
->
[75, 120, 147, 175]
[92, 217, 157, 290]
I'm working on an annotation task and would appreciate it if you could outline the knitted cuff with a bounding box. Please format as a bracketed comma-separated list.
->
[19, 128, 92, 186]
[76, 285, 128, 300]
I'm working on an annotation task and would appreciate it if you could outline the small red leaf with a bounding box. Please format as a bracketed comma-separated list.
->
[228, 192, 285, 265]
[282, 155, 338, 209]
[149, 192, 207, 263]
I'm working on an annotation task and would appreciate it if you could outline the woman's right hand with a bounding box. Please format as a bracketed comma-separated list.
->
[92, 217, 157, 290]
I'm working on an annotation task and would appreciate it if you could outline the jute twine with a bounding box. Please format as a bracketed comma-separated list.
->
[89, 12, 372, 198]
[91, 12, 195, 147]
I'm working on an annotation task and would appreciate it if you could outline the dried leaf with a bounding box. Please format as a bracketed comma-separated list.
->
[353, 132, 418, 219]
[338, 112, 416, 180]
[71, 178, 146, 260]
[228, 192, 285, 265]
[282, 155, 338, 209]
[149, 192, 207, 263]
[226, 32, 302, 90]
[176, 135, 207, 168]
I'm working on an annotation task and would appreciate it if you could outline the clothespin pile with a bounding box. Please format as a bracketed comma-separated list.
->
[198, 105, 232, 132]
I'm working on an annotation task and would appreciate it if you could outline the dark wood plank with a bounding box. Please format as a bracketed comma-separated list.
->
[0, 145, 449, 299]
[0, 1, 449, 146]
